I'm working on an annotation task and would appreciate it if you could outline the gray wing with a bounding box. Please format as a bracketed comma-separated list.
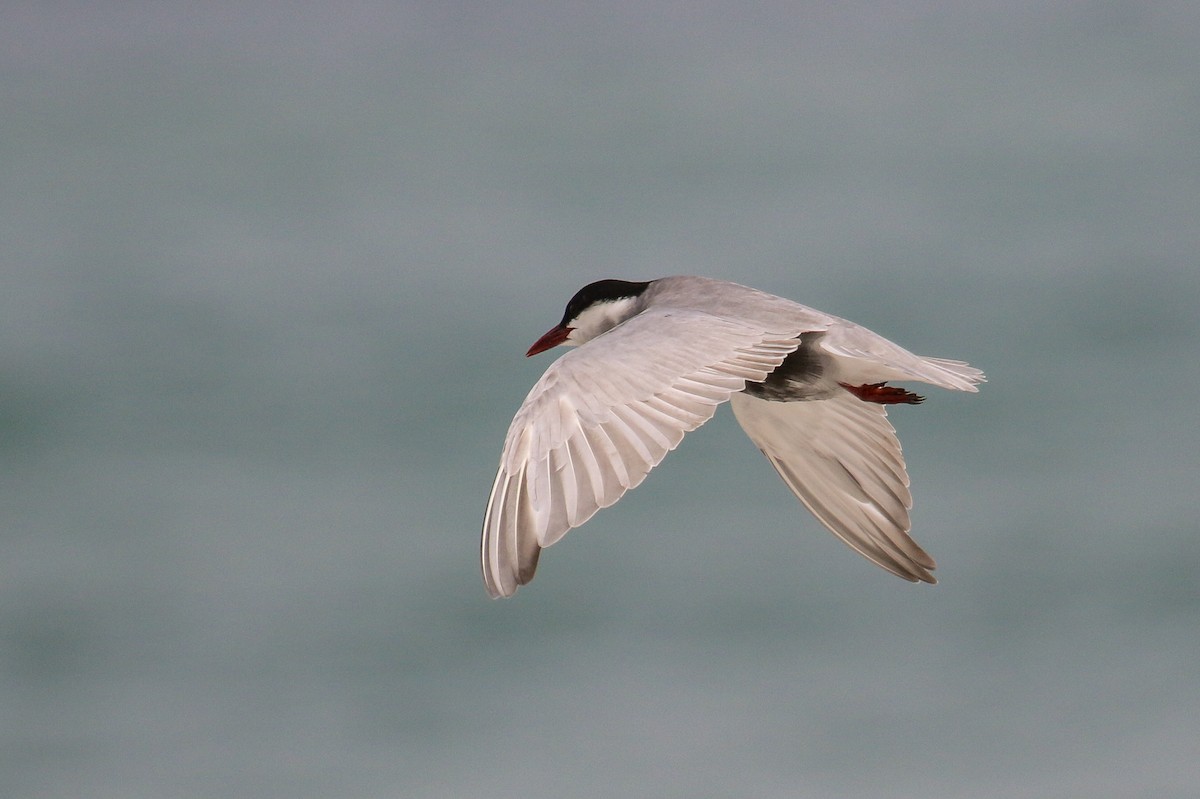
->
[729, 391, 937, 583]
[482, 308, 807, 598]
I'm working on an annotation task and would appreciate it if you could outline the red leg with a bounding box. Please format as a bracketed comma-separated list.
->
[839, 382, 925, 405]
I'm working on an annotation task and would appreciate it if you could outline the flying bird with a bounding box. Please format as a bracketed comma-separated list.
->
[481, 276, 983, 597]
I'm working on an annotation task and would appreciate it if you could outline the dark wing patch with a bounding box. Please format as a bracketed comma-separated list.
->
[743, 333, 827, 401]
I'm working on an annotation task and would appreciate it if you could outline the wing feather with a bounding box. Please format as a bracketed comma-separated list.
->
[482, 308, 803, 597]
[729, 391, 937, 583]
[599, 416, 655, 478]
[610, 403, 678, 453]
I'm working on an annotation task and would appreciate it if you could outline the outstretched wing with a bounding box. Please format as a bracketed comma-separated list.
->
[729, 391, 937, 583]
[482, 308, 807, 598]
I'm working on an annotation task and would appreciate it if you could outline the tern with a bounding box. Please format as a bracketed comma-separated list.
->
[482, 276, 984, 598]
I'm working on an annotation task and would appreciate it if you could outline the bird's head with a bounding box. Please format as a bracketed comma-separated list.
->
[526, 279, 652, 356]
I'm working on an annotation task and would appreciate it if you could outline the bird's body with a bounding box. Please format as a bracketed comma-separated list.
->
[482, 276, 984, 598]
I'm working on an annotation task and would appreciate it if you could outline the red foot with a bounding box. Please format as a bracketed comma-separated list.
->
[839, 382, 925, 405]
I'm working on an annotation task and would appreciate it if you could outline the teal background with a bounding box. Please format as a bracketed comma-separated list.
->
[2, 3, 1198, 797]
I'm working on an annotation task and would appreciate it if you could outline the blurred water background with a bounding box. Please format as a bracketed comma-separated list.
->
[2, 3, 1198, 797]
